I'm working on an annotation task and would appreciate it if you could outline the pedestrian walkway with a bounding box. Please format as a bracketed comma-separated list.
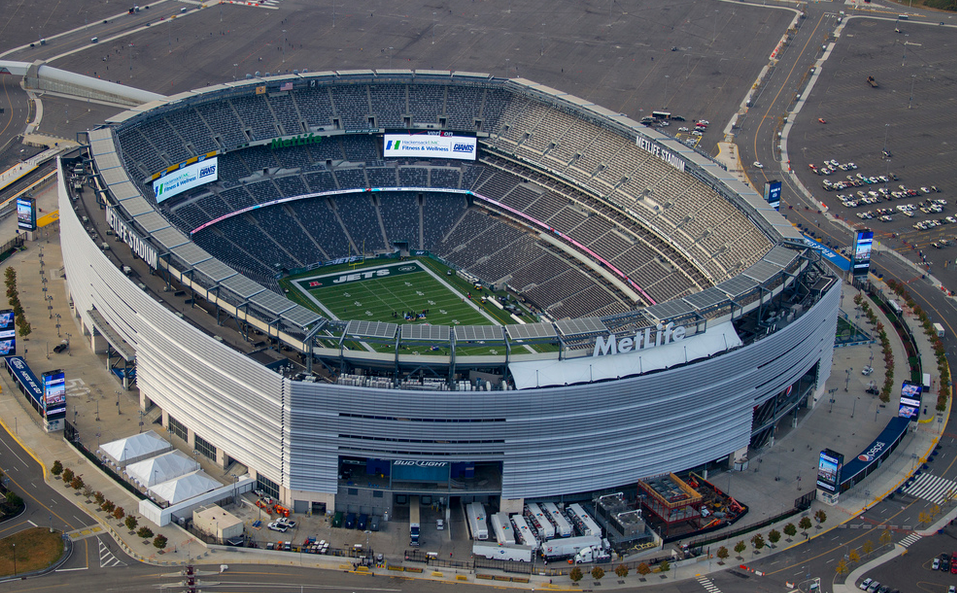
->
[902, 473, 957, 505]
[696, 575, 723, 593]
[897, 533, 922, 548]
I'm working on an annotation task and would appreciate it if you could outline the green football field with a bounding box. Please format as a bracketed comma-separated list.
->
[292, 260, 496, 327]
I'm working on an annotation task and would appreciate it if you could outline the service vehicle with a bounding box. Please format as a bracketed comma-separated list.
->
[472, 542, 535, 562]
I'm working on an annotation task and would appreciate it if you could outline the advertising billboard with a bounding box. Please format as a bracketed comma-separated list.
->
[383, 132, 477, 161]
[817, 449, 843, 493]
[152, 157, 219, 203]
[852, 230, 874, 277]
[898, 380, 922, 421]
[764, 180, 782, 211]
[42, 369, 66, 416]
[0, 309, 15, 357]
[17, 196, 37, 231]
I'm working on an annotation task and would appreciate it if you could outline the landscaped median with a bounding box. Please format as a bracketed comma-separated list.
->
[0, 527, 64, 578]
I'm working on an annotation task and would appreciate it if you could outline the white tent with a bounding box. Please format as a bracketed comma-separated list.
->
[98, 431, 172, 467]
[125, 450, 201, 487]
[148, 471, 222, 505]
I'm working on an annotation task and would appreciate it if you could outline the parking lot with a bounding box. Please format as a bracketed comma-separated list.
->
[788, 16, 957, 284]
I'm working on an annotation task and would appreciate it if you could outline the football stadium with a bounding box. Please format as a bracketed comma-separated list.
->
[60, 70, 839, 522]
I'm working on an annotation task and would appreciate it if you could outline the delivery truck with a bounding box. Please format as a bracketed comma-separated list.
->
[540, 535, 603, 560]
[472, 542, 534, 563]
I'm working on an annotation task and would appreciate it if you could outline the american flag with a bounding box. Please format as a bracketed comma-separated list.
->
[280, 82, 293, 91]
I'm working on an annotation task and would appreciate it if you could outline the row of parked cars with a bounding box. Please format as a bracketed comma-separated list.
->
[858, 577, 904, 593]
[810, 159, 859, 175]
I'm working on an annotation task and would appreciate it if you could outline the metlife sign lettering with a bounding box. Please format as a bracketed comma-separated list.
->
[152, 157, 218, 203]
[636, 136, 685, 173]
[105, 205, 159, 269]
[383, 132, 477, 161]
[592, 322, 686, 357]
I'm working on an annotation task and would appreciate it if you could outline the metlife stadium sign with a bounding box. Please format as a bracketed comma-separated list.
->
[383, 132, 477, 161]
[152, 157, 219, 203]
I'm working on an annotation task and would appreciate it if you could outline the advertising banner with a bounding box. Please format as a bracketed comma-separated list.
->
[17, 197, 37, 231]
[817, 449, 843, 492]
[898, 381, 921, 421]
[852, 230, 874, 277]
[152, 157, 219, 203]
[42, 369, 66, 416]
[0, 309, 15, 356]
[384, 132, 477, 161]
[764, 180, 782, 211]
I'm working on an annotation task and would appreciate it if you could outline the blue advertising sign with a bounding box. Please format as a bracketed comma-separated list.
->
[5, 356, 43, 407]
[42, 369, 66, 416]
[764, 180, 782, 211]
[898, 381, 921, 421]
[853, 230, 874, 277]
[0, 309, 15, 356]
[817, 449, 843, 493]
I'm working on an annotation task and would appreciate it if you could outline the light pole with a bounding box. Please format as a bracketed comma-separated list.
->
[664, 75, 670, 108]
[282, 30, 286, 63]
[908, 74, 916, 109]
[233, 63, 238, 81]
[432, 12, 436, 44]
[882, 123, 890, 158]
[540, 22, 545, 56]
[845, 368, 851, 392]
[12, 542, 16, 576]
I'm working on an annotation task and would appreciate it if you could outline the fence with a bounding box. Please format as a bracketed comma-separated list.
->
[63, 419, 148, 501]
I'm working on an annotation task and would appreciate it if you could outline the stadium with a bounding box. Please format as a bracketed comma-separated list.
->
[60, 70, 839, 522]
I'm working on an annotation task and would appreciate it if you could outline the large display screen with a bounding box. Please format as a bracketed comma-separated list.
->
[383, 132, 477, 161]
[817, 449, 843, 493]
[17, 197, 37, 231]
[152, 157, 219, 203]
[764, 180, 782, 211]
[0, 309, 15, 356]
[898, 381, 922, 421]
[42, 369, 66, 416]
[852, 230, 874, 277]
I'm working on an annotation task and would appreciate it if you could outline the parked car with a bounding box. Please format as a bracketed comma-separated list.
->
[267, 521, 287, 532]
[859, 578, 872, 591]
[818, 117, 827, 124]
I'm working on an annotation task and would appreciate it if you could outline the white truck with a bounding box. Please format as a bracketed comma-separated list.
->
[542, 502, 573, 537]
[525, 502, 555, 539]
[574, 544, 611, 564]
[473, 542, 535, 563]
[466, 502, 489, 540]
[566, 503, 602, 537]
[933, 322, 945, 338]
[540, 535, 603, 560]
[491, 512, 515, 545]
[510, 514, 539, 550]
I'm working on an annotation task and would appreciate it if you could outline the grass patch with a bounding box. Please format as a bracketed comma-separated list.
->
[0, 527, 65, 577]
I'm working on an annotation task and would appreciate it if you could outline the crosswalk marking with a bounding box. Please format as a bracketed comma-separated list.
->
[697, 575, 722, 593]
[903, 473, 957, 505]
[898, 532, 923, 548]
[98, 538, 127, 568]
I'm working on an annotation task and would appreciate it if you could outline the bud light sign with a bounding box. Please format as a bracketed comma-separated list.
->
[152, 157, 219, 203]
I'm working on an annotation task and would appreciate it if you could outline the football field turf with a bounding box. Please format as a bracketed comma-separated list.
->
[293, 260, 495, 327]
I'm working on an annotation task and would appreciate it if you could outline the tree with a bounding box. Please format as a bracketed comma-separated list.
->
[153, 534, 168, 549]
[125, 515, 138, 532]
[879, 529, 892, 547]
[862, 540, 874, 556]
[636, 563, 651, 576]
[113, 507, 125, 521]
[836, 559, 848, 575]
[51, 460, 63, 477]
[768, 529, 781, 547]
[61, 467, 75, 485]
[101, 500, 115, 514]
[658, 560, 670, 576]
[70, 475, 84, 491]
[814, 509, 827, 527]
[751, 533, 765, 552]
[94, 491, 105, 505]
[137, 526, 154, 539]
[798, 516, 813, 533]
[716, 546, 729, 563]
[569, 566, 583, 583]
[848, 549, 860, 563]
[591, 566, 605, 581]
[734, 540, 747, 557]
[6, 491, 24, 508]
[615, 564, 629, 578]
[783, 523, 797, 540]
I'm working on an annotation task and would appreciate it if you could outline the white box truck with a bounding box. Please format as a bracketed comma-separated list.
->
[491, 512, 515, 545]
[473, 542, 534, 563]
[933, 322, 944, 338]
[541, 535, 603, 560]
[542, 502, 573, 537]
[510, 514, 539, 550]
[466, 502, 489, 540]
